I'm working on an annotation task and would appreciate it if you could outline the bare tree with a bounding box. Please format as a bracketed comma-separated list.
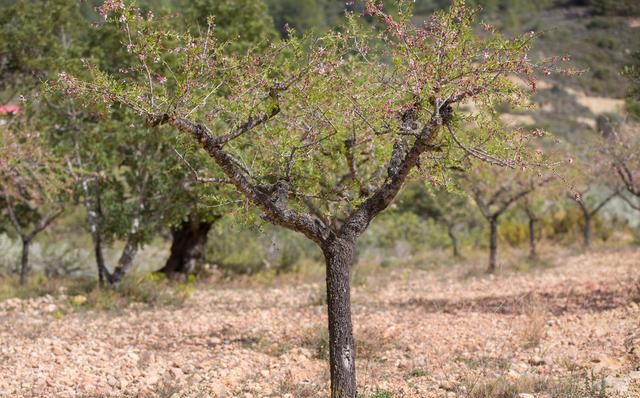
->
[465, 167, 535, 272]
[569, 187, 619, 248]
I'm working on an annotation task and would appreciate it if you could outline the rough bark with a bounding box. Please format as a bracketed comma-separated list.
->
[447, 223, 460, 258]
[488, 218, 498, 273]
[93, 230, 108, 285]
[159, 217, 214, 276]
[323, 238, 357, 398]
[19, 239, 31, 286]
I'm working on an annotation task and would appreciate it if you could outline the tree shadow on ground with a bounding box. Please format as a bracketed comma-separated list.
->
[388, 283, 633, 316]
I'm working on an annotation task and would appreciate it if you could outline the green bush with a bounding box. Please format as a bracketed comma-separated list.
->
[626, 98, 640, 120]
[500, 222, 529, 246]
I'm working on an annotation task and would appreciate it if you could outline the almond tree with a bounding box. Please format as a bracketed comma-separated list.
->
[398, 183, 471, 258]
[613, 128, 640, 212]
[159, 0, 278, 276]
[60, 1, 552, 396]
[521, 194, 543, 259]
[519, 173, 559, 259]
[568, 150, 620, 248]
[464, 166, 537, 272]
[0, 109, 68, 285]
[610, 53, 640, 211]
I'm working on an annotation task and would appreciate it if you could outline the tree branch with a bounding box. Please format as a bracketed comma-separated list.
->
[617, 163, 639, 196]
[3, 192, 25, 238]
[619, 193, 640, 211]
[340, 102, 447, 241]
[155, 113, 329, 245]
[589, 189, 619, 216]
[27, 208, 64, 241]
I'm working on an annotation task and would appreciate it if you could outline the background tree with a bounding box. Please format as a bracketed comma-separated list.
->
[463, 165, 537, 272]
[0, 0, 85, 284]
[567, 151, 619, 248]
[603, 124, 640, 212]
[0, 108, 68, 285]
[398, 183, 470, 257]
[609, 50, 640, 211]
[61, 1, 552, 396]
[518, 172, 559, 259]
[180, 0, 277, 53]
[521, 193, 542, 259]
[157, 0, 279, 277]
[265, 0, 341, 37]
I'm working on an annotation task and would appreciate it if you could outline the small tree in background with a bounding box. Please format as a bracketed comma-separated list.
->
[60, 1, 556, 395]
[610, 51, 640, 211]
[0, 1, 85, 284]
[0, 109, 69, 285]
[463, 165, 541, 272]
[567, 150, 619, 248]
[521, 191, 544, 259]
[602, 122, 640, 212]
[518, 171, 561, 259]
[398, 182, 471, 258]
[158, 0, 279, 277]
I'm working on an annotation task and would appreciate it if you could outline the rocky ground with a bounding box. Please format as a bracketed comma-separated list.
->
[1, 249, 639, 398]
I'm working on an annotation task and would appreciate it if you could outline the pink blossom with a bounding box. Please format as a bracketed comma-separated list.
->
[97, 0, 125, 20]
[0, 105, 19, 115]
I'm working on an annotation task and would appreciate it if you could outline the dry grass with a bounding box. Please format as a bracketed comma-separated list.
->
[355, 327, 401, 360]
[461, 373, 611, 398]
[519, 301, 548, 349]
[277, 370, 323, 397]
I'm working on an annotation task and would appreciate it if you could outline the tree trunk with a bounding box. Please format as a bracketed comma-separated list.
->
[323, 238, 357, 398]
[583, 214, 592, 248]
[528, 217, 537, 259]
[159, 217, 213, 276]
[82, 179, 111, 286]
[89, 220, 109, 286]
[110, 239, 139, 284]
[488, 219, 498, 273]
[447, 223, 460, 258]
[19, 238, 31, 286]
